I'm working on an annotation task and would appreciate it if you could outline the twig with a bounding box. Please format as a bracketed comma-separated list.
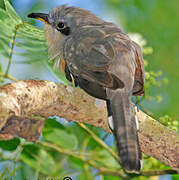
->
[77, 122, 120, 163]
[0, 72, 18, 82]
[40, 141, 127, 179]
[139, 169, 178, 176]
[41, 142, 178, 178]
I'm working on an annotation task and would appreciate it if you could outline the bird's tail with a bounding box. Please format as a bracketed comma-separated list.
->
[107, 90, 141, 172]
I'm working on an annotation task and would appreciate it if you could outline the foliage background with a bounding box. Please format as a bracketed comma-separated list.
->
[0, 0, 178, 180]
[107, 0, 179, 119]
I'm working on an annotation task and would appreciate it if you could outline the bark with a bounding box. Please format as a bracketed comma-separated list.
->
[0, 80, 178, 171]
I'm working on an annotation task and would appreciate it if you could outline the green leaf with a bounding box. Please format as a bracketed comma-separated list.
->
[20, 144, 56, 175]
[0, 138, 20, 151]
[69, 123, 89, 145]
[68, 156, 84, 170]
[94, 149, 119, 168]
[0, 17, 17, 58]
[15, 162, 36, 180]
[84, 125, 105, 150]
[4, 0, 22, 24]
[43, 117, 66, 130]
[104, 175, 122, 180]
[15, 41, 47, 51]
[0, 40, 12, 58]
[43, 59, 69, 85]
[0, 8, 10, 21]
[0, 4, 70, 84]
[172, 175, 179, 180]
[18, 24, 45, 41]
[78, 172, 93, 180]
[0, 63, 2, 73]
[44, 129, 78, 150]
[43, 118, 78, 150]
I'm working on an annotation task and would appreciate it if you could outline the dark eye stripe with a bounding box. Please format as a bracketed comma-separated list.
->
[60, 27, 71, 36]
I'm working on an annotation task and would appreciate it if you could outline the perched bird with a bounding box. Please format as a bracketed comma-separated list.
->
[28, 5, 145, 172]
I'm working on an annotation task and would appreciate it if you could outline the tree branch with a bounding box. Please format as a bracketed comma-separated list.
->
[0, 80, 178, 172]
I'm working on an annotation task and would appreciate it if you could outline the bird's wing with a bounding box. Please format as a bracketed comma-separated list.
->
[64, 26, 125, 89]
[132, 41, 145, 96]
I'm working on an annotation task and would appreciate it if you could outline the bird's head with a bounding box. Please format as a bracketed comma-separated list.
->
[28, 5, 103, 60]
[28, 5, 103, 36]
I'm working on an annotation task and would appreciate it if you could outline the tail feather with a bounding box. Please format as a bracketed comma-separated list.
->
[107, 90, 141, 172]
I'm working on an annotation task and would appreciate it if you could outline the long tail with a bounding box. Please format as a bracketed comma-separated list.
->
[107, 90, 141, 172]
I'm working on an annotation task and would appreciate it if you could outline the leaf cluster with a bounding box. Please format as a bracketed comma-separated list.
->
[0, 0, 68, 84]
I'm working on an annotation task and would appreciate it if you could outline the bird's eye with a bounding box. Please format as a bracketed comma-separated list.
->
[56, 22, 65, 30]
[56, 21, 70, 36]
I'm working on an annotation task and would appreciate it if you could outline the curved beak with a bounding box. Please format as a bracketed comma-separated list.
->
[27, 13, 49, 24]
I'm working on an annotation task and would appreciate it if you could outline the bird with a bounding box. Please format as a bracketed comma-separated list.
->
[28, 5, 145, 173]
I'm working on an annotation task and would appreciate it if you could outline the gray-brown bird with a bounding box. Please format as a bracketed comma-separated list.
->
[28, 5, 145, 172]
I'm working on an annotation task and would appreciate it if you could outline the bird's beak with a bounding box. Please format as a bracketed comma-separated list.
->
[27, 13, 49, 24]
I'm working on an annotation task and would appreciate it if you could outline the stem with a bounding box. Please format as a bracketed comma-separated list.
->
[40, 141, 127, 179]
[139, 169, 178, 176]
[77, 122, 120, 163]
[5, 23, 23, 77]
[0, 72, 18, 82]
[0, 165, 9, 179]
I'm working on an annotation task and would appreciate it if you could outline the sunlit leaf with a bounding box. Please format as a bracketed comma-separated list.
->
[78, 172, 93, 180]
[104, 175, 122, 180]
[0, 8, 10, 20]
[4, 0, 22, 24]
[68, 123, 89, 145]
[43, 118, 78, 150]
[68, 156, 84, 171]
[94, 149, 119, 168]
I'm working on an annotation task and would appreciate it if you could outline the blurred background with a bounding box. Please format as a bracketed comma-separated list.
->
[0, 0, 179, 179]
